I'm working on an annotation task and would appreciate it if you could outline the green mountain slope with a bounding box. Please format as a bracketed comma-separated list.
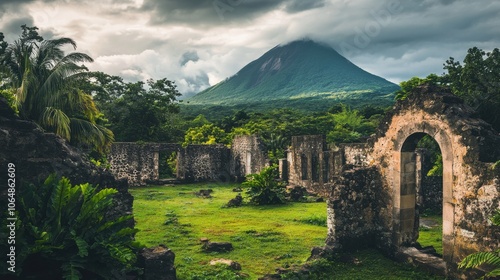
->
[185, 39, 399, 113]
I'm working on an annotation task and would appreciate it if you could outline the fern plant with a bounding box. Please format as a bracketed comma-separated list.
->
[243, 165, 287, 205]
[458, 209, 500, 279]
[16, 175, 141, 280]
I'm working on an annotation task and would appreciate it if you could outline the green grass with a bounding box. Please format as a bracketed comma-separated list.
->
[131, 183, 327, 279]
[418, 215, 443, 255]
[130, 183, 445, 279]
[282, 249, 444, 280]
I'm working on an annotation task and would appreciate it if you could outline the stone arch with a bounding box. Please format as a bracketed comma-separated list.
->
[369, 86, 500, 269]
[393, 127, 454, 261]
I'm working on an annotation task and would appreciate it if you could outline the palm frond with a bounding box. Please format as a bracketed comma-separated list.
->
[40, 107, 71, 140]
[59, 52, 94, 64]
[459, 251, 500, 269]
[70, 118, 114, 152]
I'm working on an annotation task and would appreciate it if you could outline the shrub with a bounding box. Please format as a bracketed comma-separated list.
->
[243, 165, 287, 205]
[15, 175, 141, 279]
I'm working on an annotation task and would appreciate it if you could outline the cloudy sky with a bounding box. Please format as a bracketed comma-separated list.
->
[1, 0, 499, 97]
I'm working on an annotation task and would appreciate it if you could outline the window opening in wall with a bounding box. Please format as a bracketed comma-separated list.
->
[312, 153, 320, 182]
[301, 154, 308, 180]
[159, 151, 178, 179]
[323, 153, 329, 183]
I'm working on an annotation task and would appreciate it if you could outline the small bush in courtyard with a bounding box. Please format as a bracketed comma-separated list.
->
[243, 165, 287, 205]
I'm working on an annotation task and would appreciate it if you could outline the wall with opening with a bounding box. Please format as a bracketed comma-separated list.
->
[369, 86, 500, 269]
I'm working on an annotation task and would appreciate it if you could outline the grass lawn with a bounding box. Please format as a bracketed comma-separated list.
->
[418, 214, 443, 255]
[130, 183, 445, 280]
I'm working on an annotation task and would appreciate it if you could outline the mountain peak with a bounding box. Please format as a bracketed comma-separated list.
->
[187, 39, 399, 110]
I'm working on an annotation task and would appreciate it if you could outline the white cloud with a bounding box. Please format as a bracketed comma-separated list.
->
[1, 0, 500, 97]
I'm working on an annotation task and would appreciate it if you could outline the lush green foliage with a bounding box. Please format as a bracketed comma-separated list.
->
[158, 151, 178, 178]
[186, 40, 398, 111]
[416, 135, 443, 177]
[443, 47, 500, 131]
[243, 165, 287, 205]
[184, 123, 230, 146]
[396, 47, 500, 132]
[261, 133, 288, 163]
[458, 209, 500, 279]
[182, 105, 383, 149]
[85, 72, 182, 142]
[394, 74, 442, 100]
[14, 175, 140, 279]
[0, 88, 17, 112]
[0, 25, 113, 153]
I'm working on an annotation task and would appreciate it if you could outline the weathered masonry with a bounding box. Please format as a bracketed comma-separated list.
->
[108, 86, 499, 277]
[108, 135, 267, 186]
[282, 86, 499, 277]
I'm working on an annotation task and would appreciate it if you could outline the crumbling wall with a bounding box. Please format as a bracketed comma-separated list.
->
[230, 135, 268, 181]
[326, 166, 392, 251]
[109, 143, 160, 186]
[368, 86, 500, 271]
[340, 143, 372, 166]
[108, 137, 266, 186]
[177, 144, 231, 182]
[287, 135, 339, 195]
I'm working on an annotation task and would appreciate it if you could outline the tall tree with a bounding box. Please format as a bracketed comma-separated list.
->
[443, 47, 500, 131]
[85, 72, 182, 142]
[0, 25, 113, 153]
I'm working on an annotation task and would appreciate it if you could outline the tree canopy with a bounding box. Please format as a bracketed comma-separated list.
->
[0, 25, 113, 153]
[83, 72, 182, 142]
[396, 47, 500, 131]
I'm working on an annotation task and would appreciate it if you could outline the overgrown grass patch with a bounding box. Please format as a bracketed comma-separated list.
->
[131, 183, 446, 279]
[418, 215, 443, 255]
[282, 249, 445, 280]
[131, 183, 327, 279]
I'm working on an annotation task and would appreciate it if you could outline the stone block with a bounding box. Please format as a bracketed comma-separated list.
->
[140, 245, 176, 280]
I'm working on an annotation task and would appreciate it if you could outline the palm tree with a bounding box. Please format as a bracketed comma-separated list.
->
[0, 25, 113, 153]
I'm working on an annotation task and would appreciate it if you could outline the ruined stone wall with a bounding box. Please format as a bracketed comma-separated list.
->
[368, 86, 500, 270]
[230, 135, 268, 181]
[326, 166, 391, 251]
[177, 144, 231, 182]
[109, 143, 160, 186]
[108, 143, 182, 186]
[340, 143, 372, 166]
[287, 135, 338, 195]
[108, 137, 266, 186]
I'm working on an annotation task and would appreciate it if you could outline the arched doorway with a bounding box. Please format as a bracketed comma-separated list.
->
[395, 132, 455, 262]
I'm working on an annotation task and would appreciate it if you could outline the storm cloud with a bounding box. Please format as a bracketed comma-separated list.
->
[1, 0, 500, 96]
